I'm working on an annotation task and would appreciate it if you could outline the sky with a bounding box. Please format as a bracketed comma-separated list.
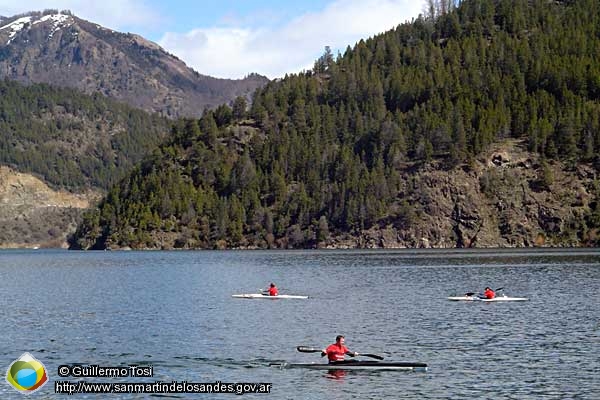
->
[0, 0, 426, 79]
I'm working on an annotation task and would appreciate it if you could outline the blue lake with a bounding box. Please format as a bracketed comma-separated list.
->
[1, 249, 599, 399]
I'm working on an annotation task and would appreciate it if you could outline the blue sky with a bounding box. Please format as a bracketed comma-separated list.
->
[1, 0, 426, 79]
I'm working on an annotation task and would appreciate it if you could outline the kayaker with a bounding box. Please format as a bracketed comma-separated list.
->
[321, 335, 358, 363]
[483, 287, 495, 299]
[268, 283, 278, 296]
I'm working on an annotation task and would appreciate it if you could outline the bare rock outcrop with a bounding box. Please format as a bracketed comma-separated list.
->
[0, 166, 100, 248]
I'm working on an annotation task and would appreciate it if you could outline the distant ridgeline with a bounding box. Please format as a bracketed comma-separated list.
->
[71, 0, 600, 250]
[0, 79, 170, 190]
[0, 10, 268, 118]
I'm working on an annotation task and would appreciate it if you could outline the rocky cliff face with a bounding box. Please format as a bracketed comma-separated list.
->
[324, 141, 598, 249]
[0, 11, 268, 118]
[0, 166, 100, 248]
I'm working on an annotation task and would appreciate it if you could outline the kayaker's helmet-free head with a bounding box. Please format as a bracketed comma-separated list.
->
[485, 287, 491, 290]
[270, 283, 275, 288]
[335, 335, 345, 343]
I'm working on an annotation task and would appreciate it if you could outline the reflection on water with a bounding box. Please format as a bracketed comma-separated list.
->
[326, 370, 346, 380]
[1, 249, 599, 399]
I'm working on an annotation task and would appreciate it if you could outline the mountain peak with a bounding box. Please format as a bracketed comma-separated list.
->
[0, 10, 268, 118]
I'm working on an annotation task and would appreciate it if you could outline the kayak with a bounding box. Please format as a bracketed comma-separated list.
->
[271, 360, 427, 371]
[232, 293, 308, 299]
[447, 295, 528, 302]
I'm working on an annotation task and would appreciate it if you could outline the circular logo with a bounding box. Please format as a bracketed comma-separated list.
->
[6, 353, 48, 393]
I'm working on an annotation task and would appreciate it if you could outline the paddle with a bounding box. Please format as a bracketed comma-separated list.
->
[297, 346, 384, 360]
[260, 288, 287, 293]
[464, 287, 504, 297]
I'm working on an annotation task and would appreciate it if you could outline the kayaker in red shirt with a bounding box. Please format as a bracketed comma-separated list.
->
[483, 287, 495, 299]
[321, 335, 358, 363]
[268, 283, 278, 296]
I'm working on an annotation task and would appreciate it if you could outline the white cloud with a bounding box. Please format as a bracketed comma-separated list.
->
[1, 0, 426, 80]
[0, 0, 161, 32]
[159, 0, 425, 79]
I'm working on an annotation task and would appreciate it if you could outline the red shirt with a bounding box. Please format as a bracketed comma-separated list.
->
[484, 288, 495, 299]
[324, 343, 349, 362]
[268, 286, 278, 296]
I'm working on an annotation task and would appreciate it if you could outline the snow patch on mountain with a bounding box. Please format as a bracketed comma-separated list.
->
[1, 13, 73, 44]
[0, 16, 32, 44]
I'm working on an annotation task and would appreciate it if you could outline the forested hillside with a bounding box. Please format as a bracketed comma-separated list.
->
[0, 79, 170, 190]
[70, 0, 600, 250]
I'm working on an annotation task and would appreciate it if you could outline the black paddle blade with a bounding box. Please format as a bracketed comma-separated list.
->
[360, 353, 384, 360]
[464, 292, 476, 296]
[297, 346, 321, 353]
[297, 346, 382, 360]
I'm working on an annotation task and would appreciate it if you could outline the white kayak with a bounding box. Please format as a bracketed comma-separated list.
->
[447, 295, 528, 302]
[271, 361, 427, 371]
[232, 293, 308, 299]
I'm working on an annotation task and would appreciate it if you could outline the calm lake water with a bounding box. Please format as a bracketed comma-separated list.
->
[1, 249, 599, 399]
